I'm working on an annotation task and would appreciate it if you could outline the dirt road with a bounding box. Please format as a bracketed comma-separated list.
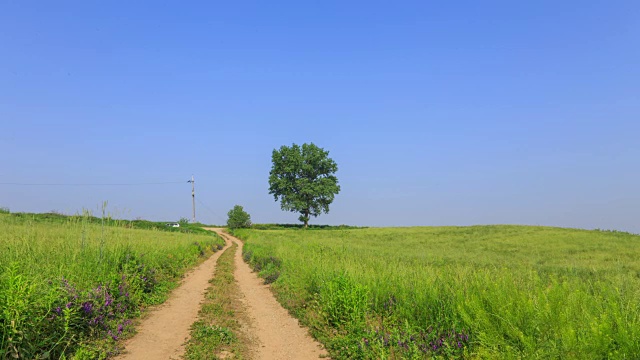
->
[114, 237, 231, 360]
[116, 229, 327, 359]
[210, 229, 328, 360]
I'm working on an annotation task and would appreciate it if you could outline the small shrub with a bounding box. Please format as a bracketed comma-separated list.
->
[242, 250, 253, 263]
[226, 205, 251, 229]
[320, 273, 369, 328]
[259, 262, 280, 285]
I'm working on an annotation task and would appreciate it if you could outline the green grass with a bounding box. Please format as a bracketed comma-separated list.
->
[184, 242, 250, 360]
[234, 225, 640, 359]
[0, 212, 224, 359]
[4, 210, 213, 235]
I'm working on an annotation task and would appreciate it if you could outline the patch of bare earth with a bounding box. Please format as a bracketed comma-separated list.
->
[114, 237, 231, 360]
[211, 229, 328, 360]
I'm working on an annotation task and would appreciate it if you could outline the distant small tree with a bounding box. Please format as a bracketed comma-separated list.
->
[268, 143, 340, 228]
[227, 205, 252, 229]
[178, 217, 190, 226]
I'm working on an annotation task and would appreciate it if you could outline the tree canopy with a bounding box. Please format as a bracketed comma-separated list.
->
[226, 205, 252, 229]
[268, 143, 340, 228]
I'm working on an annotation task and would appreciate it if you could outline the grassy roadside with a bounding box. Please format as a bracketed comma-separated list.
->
[0, 213, 225, 359]
[184, 241, 250, 360]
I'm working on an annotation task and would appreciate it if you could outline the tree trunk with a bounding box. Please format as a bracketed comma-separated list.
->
[304, 209, 309, 228]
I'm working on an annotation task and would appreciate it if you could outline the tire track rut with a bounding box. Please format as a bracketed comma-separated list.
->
[210, 229, 327, 360]
[114, 237, 231, 359]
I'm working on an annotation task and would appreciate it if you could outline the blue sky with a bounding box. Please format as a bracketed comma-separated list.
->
[1, 1, 639, 232]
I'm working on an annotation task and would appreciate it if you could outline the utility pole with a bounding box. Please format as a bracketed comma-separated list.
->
[188, 175, 196, 223]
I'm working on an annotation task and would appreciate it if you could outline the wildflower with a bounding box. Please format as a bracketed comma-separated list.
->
[90, 315, 104, 326]
[81, 302, 93, 314]
[105, 293, 113, 307]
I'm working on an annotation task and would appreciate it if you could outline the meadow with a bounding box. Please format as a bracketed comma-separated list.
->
[0, 211, 224, 359]
[234, 225, 640, 359]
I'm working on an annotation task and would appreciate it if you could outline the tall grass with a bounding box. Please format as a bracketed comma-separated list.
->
[0, 213, 223, 359]
[235, 225, 640, 359]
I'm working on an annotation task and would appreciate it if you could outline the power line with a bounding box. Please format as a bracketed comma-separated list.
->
[196, 198, 226, 224]
[0, 181, 187, 186]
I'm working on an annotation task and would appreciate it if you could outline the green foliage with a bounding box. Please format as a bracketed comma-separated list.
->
[3, 211, 211, 234]
[268, 143, 340, 227]
[178, 217, 191, 226]
[226, 205, 251, 229]
[234, 225, 640, 359]
[0, 207, 9, 214]
[319, 273, 369, 328]
[250, 223, 365, 230]
[0, 212, 224, 358]
[242, 248, 282, 285]
[192, 323, 235, 345]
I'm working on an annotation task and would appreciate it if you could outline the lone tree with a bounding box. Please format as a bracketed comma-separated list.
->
[268, 143, 340, 228]
[227, 205, 252, 229]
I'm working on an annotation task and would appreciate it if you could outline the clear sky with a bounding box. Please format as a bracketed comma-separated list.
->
[1, 1, 638, 232]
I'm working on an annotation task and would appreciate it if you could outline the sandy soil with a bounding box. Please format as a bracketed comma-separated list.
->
[114, 237, 231, 360]
[211, 229, 328, 360]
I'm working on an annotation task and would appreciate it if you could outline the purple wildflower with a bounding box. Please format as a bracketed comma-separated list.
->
[105, 293, 113, 307]
[81, 302, 93, 314]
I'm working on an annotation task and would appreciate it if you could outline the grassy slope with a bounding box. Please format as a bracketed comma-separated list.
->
[0, 213, 224, 359]
[235, 225, 640, 359]
[4, 211, 214, 235]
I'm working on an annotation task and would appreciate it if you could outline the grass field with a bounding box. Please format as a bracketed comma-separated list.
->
[234, 225, 640, 359]
[0, 212, 224, 359]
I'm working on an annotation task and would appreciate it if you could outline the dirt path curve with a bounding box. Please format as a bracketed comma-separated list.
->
[208, 228, 328, 360]
[114, 237, 231, 360]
